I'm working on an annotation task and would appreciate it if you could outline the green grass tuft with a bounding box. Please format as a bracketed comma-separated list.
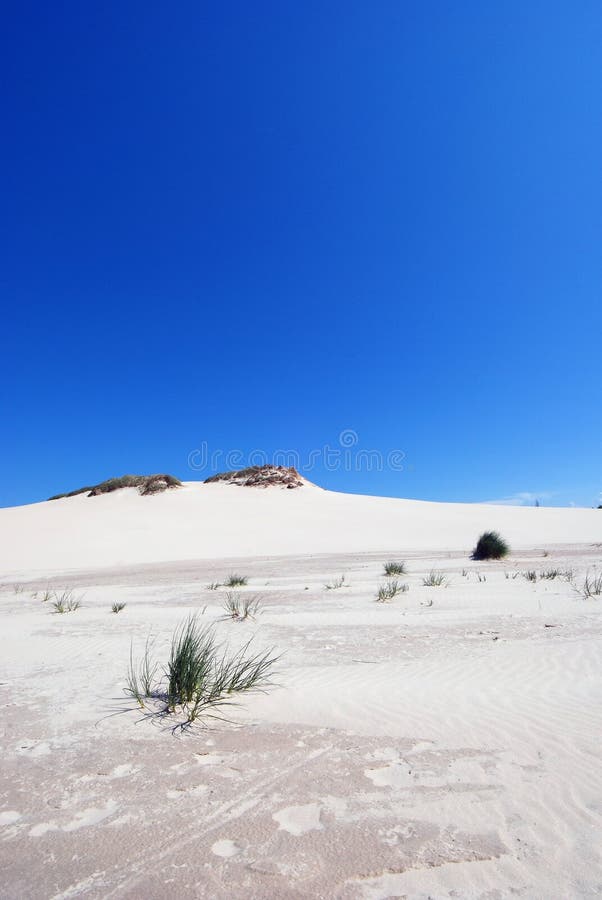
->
[125, 637, 158, 707]
[167, 616, 216, 707]
[324, 575, 347, 590]
[540, 569, 561, 580]
[125, 615, 278, 726]
[422, 571, 448, 587]
[383, 561, 406, 576]
[224, 574, 248, 587]
[577, 572, 602, 599]
[376, 579, 408, 602]
[221, 592, 262, 621]
[51, 590, 82, 613]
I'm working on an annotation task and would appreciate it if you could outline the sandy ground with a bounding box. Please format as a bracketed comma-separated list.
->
[1, 543, 601, 898]
[1, 481, 601, 575]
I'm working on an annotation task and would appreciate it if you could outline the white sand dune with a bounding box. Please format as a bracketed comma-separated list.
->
[1, 484, 601, 897]
[0, 481, 600, 575]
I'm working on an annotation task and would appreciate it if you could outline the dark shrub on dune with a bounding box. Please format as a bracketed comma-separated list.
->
[472, 531, 509, 560]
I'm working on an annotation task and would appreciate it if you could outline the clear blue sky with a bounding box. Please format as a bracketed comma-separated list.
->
[2, 1, 601, 508]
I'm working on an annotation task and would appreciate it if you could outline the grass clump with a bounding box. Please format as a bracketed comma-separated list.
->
[540, 569, 561, 580]
[324, 575, 347, 590]
[51, 590, 82, 613]
[471, 531, 509, 561]
[125, 615, 278, 726]
[523, 570, 538, 582]
[423, 571, 448, 587]
[222, 592, 262, 621]
[383, 561, 406, 576]
[166, 617, 216, 708]
[224, 574, 248, 587]
[376, 579, 408, 602]
[111, 601, 126, 613]
[577, 572, 602, 599]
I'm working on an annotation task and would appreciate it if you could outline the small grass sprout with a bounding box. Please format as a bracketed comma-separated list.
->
[222, 592, 262, 621]
[224, 574, 248, 587]
[111, 601, 126, 613]
[125, 637, 158, 707]
[376, 579, 408, 602]
[324, 575, 347, 590]
[422, 571, 448, 587]
[577, 572, 602, 599]
[51, 590, 82, 613]
[383, 561, 406, 576]
[540, 569, 561, 580]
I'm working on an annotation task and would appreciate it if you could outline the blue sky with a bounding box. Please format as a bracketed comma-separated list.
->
[1, 1, 601, 508]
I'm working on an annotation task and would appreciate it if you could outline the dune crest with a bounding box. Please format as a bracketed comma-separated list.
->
[1, 480, 601, 575]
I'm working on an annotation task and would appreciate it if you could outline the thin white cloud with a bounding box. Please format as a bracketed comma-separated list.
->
[483, 491, 552, 507]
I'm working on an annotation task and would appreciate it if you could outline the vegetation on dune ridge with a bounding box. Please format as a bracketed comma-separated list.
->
[204, 464, 305, 489]
[48, 473, 182, 501]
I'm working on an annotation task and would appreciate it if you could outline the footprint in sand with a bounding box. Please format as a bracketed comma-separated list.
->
[211, 839, 242, 858]
[29, 799, 119, 837]
[272, 803, 323, 836]
[0, 810, 21, 826]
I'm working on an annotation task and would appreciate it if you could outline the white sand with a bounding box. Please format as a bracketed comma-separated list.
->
[0, 484, 601, 897]
[1, 480, 601, 575]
